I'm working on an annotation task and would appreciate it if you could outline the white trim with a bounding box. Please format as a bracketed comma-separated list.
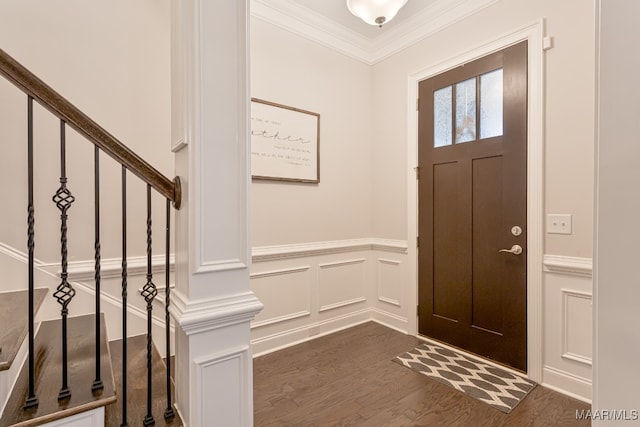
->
[543, 255, 593, 277]
[171, 290, 263, 336]
[561, 289, 593, 366]
[193, 346, 250, 427]
[172, 138, 187, 153]
[39, 254, 176, 282]
[251, 310, 311, 329]
[188, 0, 251, 276]
[252, 238, 407, 262]
[318, 258, 366, 269]
[377, 258, 402, 307]
[378, 296, 401, 307]
[249, 265, 311, 279]
[377, 258, 401, 266]
[319, 297, 367, 313]
[40, 407, 104, 427]
[251, 308, 372, 357]
[406, 20, 545, 381]
[543, 365, 592, 403]
[250, 0, 498, 65]
[370, 308, 409, 333]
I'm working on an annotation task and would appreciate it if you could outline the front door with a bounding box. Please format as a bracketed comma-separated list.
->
[417, 41, 528, 371]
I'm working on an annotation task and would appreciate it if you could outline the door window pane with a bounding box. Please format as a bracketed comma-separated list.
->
[455, 78, 476, 143]
[434, 86, 452, 148]
[480, 69, 503, 139]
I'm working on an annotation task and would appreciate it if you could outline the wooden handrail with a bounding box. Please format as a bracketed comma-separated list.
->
[0, 48, 181, 209]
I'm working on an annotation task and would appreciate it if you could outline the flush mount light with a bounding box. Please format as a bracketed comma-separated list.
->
[346, 0, 409, 27]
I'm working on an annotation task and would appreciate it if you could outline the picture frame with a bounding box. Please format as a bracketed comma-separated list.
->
[250, 98, 320, 183]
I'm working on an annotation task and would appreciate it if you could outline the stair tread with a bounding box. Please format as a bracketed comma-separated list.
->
[0, 288, 48, 372]
[106, 335, 182, 427]
[0, 314, 116, 427]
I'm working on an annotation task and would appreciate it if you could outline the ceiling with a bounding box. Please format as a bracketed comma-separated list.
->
[291, 0, 439, 39]
[250, 0, 499, 64]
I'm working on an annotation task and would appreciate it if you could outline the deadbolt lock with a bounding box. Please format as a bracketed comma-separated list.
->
[511, 226, 523, 236]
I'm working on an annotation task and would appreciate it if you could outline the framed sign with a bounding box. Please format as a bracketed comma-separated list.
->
[250, 98, 320, 183]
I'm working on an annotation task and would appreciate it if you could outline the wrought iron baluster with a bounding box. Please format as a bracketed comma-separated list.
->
[24, 95, 38, 409]
[52, 120, 76, 402]
[92, 146, 104, 393]
[121, 166, 128, 427]
[142, 185, 157, 426]
[164, 198, 175, 420]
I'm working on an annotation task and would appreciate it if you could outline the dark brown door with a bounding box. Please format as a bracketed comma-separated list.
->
[417, 41, 528, 371]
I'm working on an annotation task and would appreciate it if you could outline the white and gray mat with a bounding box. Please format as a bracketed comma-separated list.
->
[393, 342, 536, 413]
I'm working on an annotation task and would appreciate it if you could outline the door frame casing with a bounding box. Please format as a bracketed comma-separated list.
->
[406, 20, 544, 382]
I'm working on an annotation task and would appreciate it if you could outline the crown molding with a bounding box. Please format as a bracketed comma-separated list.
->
[250, 0, 499, 65]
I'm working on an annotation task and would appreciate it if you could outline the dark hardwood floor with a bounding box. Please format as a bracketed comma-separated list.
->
[0, 314, 115, 427]
[106, 335, 182, 427]
[253, 322, 590, 426]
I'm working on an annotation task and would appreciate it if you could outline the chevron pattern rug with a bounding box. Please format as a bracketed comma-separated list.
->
[393, 342, 536, 413]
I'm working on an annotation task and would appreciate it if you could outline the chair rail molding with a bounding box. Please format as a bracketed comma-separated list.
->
[543, 254, 593, 277]
[252, 238, 408, 262]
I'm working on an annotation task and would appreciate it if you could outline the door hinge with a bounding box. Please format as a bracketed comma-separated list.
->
[415, 166, 420, 180]
[416, 236, 420, 248]
[417, 305, 420, 316]
[416, 98, 420, 111]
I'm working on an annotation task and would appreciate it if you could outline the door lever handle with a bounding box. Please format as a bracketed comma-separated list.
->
[498, 244, 523, 255]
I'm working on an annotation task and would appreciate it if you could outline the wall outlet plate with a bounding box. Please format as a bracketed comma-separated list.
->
[547, 214, 572, 234]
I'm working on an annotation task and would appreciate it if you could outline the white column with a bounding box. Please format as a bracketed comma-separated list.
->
[171, 0, 262, 426]
[594, 1, 640, 424]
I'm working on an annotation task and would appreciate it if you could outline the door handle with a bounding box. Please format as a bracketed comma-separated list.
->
[498, 244, 523, 255]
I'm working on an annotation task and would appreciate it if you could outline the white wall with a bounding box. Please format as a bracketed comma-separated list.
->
[594, 1, 640, 423]
[0, 0, 173, 264]
[249, 17, 400, 354]
[371, 0, 594, 254]
[249, 0, 597, 402]
[369, 0, 595, 400]
[250, 18, 374, 247]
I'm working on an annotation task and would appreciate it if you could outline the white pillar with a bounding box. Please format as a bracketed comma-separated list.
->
[594, 1, 640, 424]
[170, 0, 262, 426]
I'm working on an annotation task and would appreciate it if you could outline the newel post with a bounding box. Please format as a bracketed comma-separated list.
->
[170, 0, 263, 426]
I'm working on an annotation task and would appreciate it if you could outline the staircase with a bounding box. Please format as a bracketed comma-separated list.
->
[0, 47, 183, 426]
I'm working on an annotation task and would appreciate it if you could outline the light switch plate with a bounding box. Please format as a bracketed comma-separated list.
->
[547, 214, 572, 234]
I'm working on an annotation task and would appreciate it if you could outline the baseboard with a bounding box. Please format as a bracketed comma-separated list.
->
[370, 308, 409, 333]
[542, 365, 592, 403]
[251, 308, 373, 357]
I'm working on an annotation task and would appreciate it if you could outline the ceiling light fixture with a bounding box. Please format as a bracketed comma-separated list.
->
[346, 0, 409, 27]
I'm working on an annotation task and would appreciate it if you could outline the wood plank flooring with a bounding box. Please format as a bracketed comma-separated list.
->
[0, 288, 47, 372]
[254, 322, 590, 426]
[0, 314, 116, 427]
[106, 335, 182, 427]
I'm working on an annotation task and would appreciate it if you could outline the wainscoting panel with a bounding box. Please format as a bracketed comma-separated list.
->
[542, 255, 593, 402]
[377, 258, 402, 307]
[250, 239, 408, 356]
[318, 259, 367, 313]
[562, 289, 592, 366]
[250, 266, 312, 328]
[194, 346, 251, 427]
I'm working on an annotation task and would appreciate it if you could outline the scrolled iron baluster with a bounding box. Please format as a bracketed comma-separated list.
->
[121, 166, 128, 427]
[164, 198, 175, 420]
[52, 120, 76, 402]
[142, 185, 157, 426]
[24, 95, 38, 409]
[92, 146, 104, 393]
